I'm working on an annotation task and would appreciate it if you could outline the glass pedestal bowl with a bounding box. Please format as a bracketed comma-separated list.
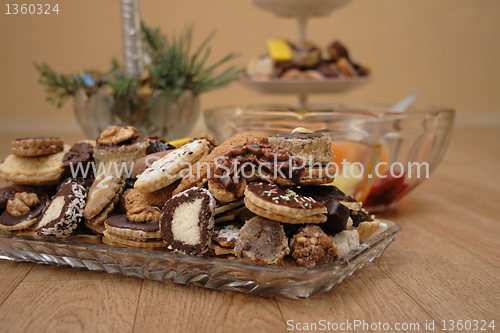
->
[205, 104, 454, 211]
[73, 88, 200, 140]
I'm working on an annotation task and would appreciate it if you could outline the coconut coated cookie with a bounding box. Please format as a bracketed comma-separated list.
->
[35, 180, 87, 238]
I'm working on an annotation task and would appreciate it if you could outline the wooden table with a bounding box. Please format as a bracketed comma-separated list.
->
[0, 128, 498, 332]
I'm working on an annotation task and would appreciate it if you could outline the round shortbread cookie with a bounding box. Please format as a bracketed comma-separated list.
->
[134, 139, 209, 194]
[102, 231, 166, 248]
[244, 182, 327, 219]
[11, 137, 64, 157]
[0, 148, 69, 185]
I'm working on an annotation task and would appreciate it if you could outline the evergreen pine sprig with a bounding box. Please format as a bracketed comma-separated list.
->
[34, 62, 79, 108]
[35, 22, 244, 107]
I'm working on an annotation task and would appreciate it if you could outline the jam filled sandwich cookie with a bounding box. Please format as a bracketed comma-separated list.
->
[0, 192, 48, 232]
[35, 180, 87, 238]
[160, 187, 215, 255]
[102, 215, 165, 248]
[83, 160, 126, 233]
[11, 137, 64, 157]
[244, 182, 327, 224]
[234, 216, 290, 265]
[134, 139, 209, 194]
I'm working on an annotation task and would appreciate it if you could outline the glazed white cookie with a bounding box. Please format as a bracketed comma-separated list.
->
[134, 139, 209, 194]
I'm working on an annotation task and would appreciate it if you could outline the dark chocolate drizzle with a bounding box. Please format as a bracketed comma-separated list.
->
[0, 194, 48, 226]
[106, 215, 160, 232]
[211, 143, 304, 195]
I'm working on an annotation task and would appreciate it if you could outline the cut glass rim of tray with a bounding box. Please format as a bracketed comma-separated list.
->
[254, 0, 352, 18]
[0, 219, 401, 298]
[239, 77, 371, 95]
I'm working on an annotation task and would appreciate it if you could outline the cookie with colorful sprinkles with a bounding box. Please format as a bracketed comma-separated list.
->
[134, 139, 209, 194]
[243, 182, 327, 224]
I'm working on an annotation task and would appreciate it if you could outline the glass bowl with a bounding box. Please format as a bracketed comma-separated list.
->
[73, 88, 200, 140]
[204, 104, 454, 211]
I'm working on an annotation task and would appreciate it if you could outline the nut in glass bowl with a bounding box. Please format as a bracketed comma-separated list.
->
[205, 104, 454, 212]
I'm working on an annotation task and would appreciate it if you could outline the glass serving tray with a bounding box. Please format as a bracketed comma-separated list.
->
[0, 220, 401, 299]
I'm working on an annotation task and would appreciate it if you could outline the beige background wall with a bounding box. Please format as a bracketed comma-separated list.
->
[1, 0, 499, 135]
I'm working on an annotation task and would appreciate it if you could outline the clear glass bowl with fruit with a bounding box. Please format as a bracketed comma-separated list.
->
[205, 103, 454, 212]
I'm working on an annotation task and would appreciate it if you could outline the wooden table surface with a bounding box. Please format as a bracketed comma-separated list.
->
[0, 128, 498, 333]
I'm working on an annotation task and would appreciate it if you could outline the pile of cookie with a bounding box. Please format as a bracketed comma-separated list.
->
[0, 126, 378, 267]
[246, 40, 370, 80]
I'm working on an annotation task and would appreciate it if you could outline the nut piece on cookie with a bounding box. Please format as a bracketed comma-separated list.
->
[35, 180, 87, 238]
[11, 137, 64, 157]
[160, 187, 215, 255]
[7, 192, 39, 217]
[97, 126, 139, 145]
[93, 126, 149, 170]
[290, 225, 338, 267]
[234, 216, 290, 265]
[0, 194, 48, 232]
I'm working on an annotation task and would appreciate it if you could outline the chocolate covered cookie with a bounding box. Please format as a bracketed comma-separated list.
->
[0, 193, 48, 232]
[160, 188, 215, 255]
[103, 214, 165, 248]
[244, 182, 327, 224]
[35, 180, 87, 238]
